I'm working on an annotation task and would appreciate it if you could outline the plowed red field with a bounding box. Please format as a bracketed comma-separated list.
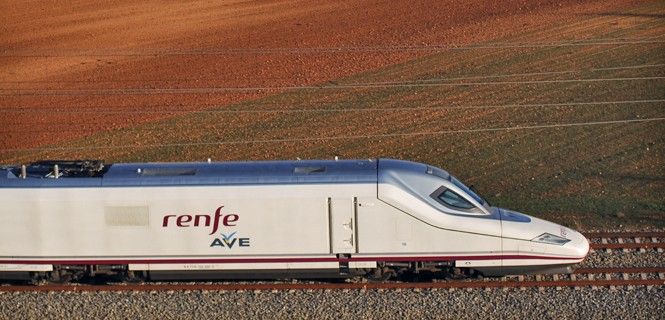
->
[0, 0, 646, 150]
[1, 0, 663, 229]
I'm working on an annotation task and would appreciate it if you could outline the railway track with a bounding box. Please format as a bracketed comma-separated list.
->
[2, 267, 663, 292]
[1, 232, 661, 292]
[585, 231, 665, 251]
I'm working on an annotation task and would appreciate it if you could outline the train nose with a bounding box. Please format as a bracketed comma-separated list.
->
[569, 229, 590, 260]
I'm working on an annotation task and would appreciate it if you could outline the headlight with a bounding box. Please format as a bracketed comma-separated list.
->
[532, 233, 570, 245]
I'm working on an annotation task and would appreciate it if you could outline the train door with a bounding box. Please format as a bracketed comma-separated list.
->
[328, 197, 357, 254]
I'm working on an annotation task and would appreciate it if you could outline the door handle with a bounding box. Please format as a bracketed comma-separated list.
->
[343, 219, 353, 230]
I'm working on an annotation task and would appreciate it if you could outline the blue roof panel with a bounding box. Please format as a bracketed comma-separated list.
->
[0, 159, 379, 188]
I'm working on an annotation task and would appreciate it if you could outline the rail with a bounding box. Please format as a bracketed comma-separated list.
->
[2, 267, 663, 292]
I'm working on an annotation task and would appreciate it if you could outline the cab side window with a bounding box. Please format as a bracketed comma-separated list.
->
[429, 186, 479, 212]
[436, 189, 474, 209]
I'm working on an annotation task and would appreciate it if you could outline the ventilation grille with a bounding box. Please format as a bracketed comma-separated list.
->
[140, 168, 197, 176]
[294, 166, 326, 174]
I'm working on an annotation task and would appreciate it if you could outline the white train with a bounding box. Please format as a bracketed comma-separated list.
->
[0, 159, 589, 281]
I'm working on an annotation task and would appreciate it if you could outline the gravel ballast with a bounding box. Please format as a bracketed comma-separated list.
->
[581, 250, 665, 268]
[1, 287, 663, 320]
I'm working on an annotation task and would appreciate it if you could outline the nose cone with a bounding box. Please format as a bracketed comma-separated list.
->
[498, 207, 590, 262]
[569, 229, 590, 261]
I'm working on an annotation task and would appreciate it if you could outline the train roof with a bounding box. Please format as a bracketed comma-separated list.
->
[0, 159, 441, 188]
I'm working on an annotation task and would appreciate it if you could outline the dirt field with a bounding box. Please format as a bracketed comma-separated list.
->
[1, 0, 663, 229]
[0, 0, 649, 149]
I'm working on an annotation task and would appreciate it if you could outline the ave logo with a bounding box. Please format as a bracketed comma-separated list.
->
[210, 231, 250, 248]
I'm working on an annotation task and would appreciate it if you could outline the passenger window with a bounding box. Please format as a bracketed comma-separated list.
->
[436, 189, 475, 209]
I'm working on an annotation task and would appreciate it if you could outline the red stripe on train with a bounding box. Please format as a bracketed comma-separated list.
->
[0, 254, 583, 265]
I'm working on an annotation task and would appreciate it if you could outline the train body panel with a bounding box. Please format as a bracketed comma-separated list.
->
[357, 192, 501, 268]
[0, 183, 374, 258]
[0, 159, 589, 279]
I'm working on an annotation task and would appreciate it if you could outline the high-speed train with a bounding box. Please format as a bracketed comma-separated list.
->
[0, 159, 589, 282]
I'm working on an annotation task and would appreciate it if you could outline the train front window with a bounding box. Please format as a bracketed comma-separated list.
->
[436, 189, 475, 209]
[449, 176, 486, 206]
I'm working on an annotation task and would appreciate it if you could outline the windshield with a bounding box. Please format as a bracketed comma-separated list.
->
[449, 176, 487, 206]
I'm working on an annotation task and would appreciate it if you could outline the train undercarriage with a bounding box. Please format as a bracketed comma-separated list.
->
[0, 259, 573, 284]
